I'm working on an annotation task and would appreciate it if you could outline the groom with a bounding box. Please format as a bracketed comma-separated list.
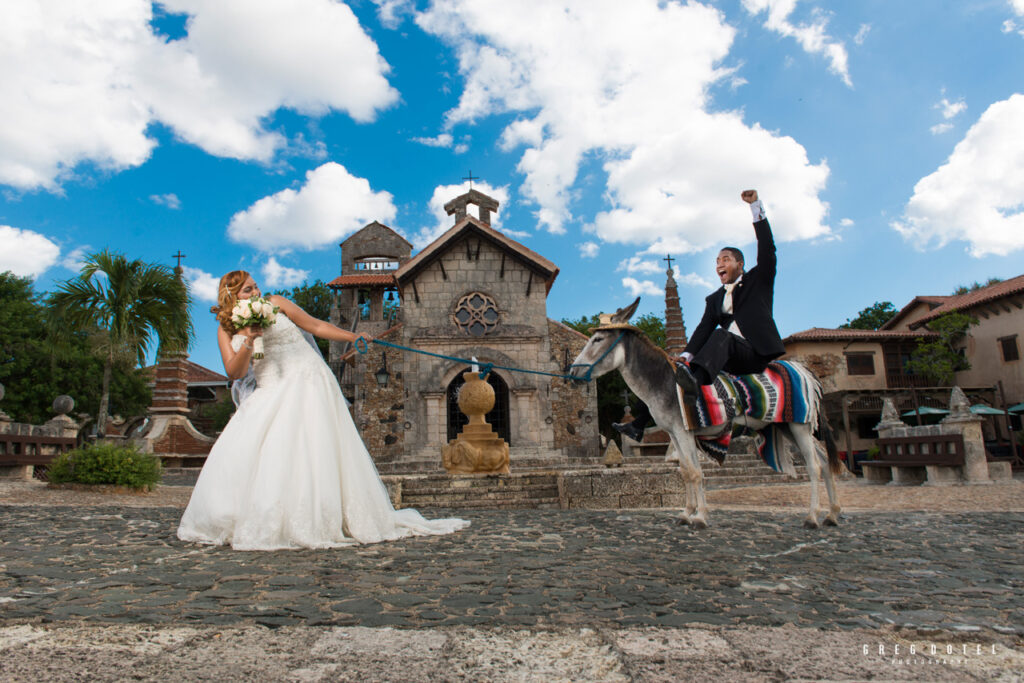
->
[613, 189, 786, 441]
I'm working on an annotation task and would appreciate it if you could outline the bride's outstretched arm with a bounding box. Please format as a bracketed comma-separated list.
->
[268, 296, 369, 345]
[218, 325, 262, 379]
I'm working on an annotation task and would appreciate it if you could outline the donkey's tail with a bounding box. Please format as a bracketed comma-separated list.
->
[816, 407, 842, 475]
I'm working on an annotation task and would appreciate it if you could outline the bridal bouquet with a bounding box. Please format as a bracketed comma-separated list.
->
[232, 297, 279, 359]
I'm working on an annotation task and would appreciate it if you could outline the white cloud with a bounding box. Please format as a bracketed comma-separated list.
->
[227, 162, 397, 251]
[1012, 1, 1024, 16]
[261, 257, 309, 288]
[839, 218, 854, 227]
[150, 193, 182, 210]
[937, 97, 966, 121]
[578, 241, 599, 258]
[372, 0, 414, 28]
[181, 265, 220, 302]
[60, 245, 92, 271]
[930, 122, 953, 135]
[0, 225, 60, 278]
[854, 23, 871, 45]
[416, 0, 830, 253]
[742, 0, 852, 87]
[412, 133, 454, 148]
[0, 0, 397, 191]
[622, 277, 663, 297]
[617, 256, 663, 275]
[676, 272, 715, 289]
[892, 94, 1024, 257]
[412, 181, 510, 248]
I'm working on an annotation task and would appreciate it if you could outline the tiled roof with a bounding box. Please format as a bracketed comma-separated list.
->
[143, 359, 228, 385]
[784, 327, 938, 343]
[908, 273, 1024, 328]
[394, 215, 559, 293]
[327, 274, 398, 288]
[183, 360, 229, 384]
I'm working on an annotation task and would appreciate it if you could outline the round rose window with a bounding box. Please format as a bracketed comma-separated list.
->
[453, 292, 499, 337]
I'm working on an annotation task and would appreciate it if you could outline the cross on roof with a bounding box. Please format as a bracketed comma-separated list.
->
[172, 250, 187, 268]
[663, 254, 675, 272]
[462, 170, 479, 189]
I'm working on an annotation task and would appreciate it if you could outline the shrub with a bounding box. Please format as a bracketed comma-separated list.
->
[48, 442, 162, 490]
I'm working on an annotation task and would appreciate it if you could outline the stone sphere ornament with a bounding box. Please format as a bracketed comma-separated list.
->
[53, 395, 75, 415]
[442, 370, 510, 475]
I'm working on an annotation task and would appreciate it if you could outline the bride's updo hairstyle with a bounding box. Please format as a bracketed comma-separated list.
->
[212, 270, 251, 333]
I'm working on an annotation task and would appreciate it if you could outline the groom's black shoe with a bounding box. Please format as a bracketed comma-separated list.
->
[612, 421, 645, 442]
[675, 363, 699, 406]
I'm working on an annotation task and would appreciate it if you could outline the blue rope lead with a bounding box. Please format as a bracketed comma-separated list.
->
[352, 332, 625, 383]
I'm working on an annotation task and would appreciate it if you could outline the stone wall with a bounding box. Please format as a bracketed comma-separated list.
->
[349, 326, 407, 464]
[546, 319, 597, 454]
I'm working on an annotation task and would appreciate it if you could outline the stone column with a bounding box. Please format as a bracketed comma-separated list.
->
[512, 387, 539, 446]
[941, 386, 990, 485]
[421, 391, 446, 448]
[137, 350, 215, 466]
[864, 398, 905, 484]
[664, 267, 687, 357]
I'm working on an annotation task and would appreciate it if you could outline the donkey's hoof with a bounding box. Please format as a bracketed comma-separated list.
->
[674, 515, 690, 526]
[689, 517, 709, 530]
[802, 516, 821, 529]
[824, 515, 840, 527]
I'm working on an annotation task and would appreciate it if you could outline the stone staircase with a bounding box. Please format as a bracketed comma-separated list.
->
[622, 439, 807, 489]
[390, 472, 563, 510]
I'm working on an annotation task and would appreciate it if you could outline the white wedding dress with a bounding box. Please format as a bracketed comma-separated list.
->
[177, 313, 469, 550]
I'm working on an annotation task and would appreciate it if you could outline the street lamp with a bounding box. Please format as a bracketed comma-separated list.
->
[374, 352, 390, 387]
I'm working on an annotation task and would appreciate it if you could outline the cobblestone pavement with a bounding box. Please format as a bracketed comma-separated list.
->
[2, 487, 1023, 680]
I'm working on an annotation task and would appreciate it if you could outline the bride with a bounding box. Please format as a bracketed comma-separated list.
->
[177, 270, 469, 550]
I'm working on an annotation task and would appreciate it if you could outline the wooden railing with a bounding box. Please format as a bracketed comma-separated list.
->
[0, 433, 78, 478]
[873, 434, 965, 466]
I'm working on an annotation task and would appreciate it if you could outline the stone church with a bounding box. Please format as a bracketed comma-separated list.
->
[327, 189, 600, 472]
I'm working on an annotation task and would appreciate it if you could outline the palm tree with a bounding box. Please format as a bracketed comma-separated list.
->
[49, 250, 193, 435]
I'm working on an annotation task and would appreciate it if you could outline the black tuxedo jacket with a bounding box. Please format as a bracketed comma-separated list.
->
[686, 218, 785, 360]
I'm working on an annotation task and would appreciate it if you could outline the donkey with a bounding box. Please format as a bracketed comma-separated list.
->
[569, 298, 842, 529]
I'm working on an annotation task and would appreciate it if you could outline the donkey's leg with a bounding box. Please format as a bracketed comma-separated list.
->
[673, 431, 709, 529]
[817, 442, 842, 526]
[790, 423, 822, 529]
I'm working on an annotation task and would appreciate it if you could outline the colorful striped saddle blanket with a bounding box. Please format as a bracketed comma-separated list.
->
[676, 360, 819, 473]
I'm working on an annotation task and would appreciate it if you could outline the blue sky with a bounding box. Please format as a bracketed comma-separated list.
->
[2, 0, 1023, 374]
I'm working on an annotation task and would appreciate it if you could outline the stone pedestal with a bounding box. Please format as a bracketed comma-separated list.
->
[924, 465, 962, 486]
[941, 387, 991, 485]
[890, 466, 927, 486]
[442, 371, 510, 474]
[862, 465, 892, 485]
[137, 350, 215, 463]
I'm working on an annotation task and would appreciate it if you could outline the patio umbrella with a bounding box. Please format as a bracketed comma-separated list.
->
[970, 404, 1008, 415]
[1008, 402, 1024, 413]
[900, 406, 949, 417]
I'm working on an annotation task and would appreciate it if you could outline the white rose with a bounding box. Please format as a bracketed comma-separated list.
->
[261, 301, 275, 318]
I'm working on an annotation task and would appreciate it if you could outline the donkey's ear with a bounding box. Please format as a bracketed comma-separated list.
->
[610, 297, 640, 324]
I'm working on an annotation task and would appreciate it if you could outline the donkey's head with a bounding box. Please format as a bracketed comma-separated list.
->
[568, 297, 641, 382]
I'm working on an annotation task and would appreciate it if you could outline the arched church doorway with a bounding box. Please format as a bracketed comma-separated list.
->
[446, 368, 511, 444]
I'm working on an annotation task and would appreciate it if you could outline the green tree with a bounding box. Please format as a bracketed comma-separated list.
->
[0, 271, 151, 424]
[270, 279, 335, 358]
[953, 277, 1003, 295]
[49, 251, 193, 435]
[905, 311, 976, 385]
[562, 311, 668, 439]
[840, 301, 897, 330]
